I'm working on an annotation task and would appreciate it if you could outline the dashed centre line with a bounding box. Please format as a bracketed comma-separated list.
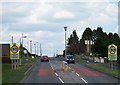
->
[50, 61, 88, 84]
[76, 73, 80, 76]
[50, 62, 64, 83]
[58, 77, 64, 83]
[81, 77, 88, 83]
[49, 62, 54, 70]
[55, 73, 58, 76]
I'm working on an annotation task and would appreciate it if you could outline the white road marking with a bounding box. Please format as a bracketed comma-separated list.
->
[58, 77, 64, 83]
[81, 77, 88, 83]
[25, 63, 34, 75]
[76, 73, 80, 76]
[55, 73, 58, 76]
[49, 62, 54, 70]
[69, 67, 71, 69]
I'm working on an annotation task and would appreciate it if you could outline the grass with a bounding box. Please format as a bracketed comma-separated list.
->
[0, 63, 2, 84]
[75, 57, 120, 78]
[75, 57, 85, 63]
[86, 64, 120, 78]
[2, 56, 39, 83]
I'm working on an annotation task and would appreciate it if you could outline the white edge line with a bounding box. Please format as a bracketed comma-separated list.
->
[58, 77, 64, 83]
[76, 73, 80, 76]
[81, 77, 88, 83]
[25, 63, 34, 75]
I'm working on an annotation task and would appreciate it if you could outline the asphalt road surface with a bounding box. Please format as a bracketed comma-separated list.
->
[21, 57, 119, 84]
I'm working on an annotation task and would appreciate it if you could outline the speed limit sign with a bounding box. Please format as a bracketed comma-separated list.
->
[10, 44, 20, 60]
[11, 45, 19, 53]
[108, 44, 117, 61]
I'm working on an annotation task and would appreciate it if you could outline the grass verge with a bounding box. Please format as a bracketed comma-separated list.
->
[2, 57, 39, 83]
[75, 57, 120, 78]
[86, 64, 120, 78]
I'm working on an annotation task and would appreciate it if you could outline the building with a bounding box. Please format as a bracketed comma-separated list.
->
[0, 44, 11, 63]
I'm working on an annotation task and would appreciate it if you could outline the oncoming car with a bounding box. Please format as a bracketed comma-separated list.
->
[65, 55, 75, 64]
[41, 56, 49, 62]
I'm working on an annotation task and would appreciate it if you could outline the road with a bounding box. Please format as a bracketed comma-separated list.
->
[21, 57, 119, 84]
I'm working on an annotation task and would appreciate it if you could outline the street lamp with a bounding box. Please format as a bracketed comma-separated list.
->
[30, 40, 32, 54]
[21, 33, 27, 47]
[36, 42, 39, 57]
[10, 34, 14, 44]
[10, 34, 14, 69]
[20, 33, 27, 65]
[40, 43, 42, 57]
[34, 43, 36, 57]
[64, 27, 67, 57]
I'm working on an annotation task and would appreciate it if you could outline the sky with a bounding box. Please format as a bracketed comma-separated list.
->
[1, 0, 119, 57]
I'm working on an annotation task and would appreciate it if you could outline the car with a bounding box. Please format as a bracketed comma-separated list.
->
[41, 56, 49, 62]
[65, 55, 75, 64]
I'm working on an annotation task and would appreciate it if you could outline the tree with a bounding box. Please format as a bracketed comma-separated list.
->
[67, 30, 79, 45]
[81, 27, 93, 40]
[72, 30, 79, 44]
[67, 30, 80, 55]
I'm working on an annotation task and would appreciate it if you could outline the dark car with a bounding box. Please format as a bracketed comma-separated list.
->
[41, 56, 49, 62]
[65, 55, 75, 64]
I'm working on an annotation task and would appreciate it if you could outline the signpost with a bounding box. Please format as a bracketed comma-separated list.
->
[108, 44, 117, 70]
[10, 43, 20, 69]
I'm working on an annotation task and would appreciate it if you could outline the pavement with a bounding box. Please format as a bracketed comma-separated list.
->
[20, 57, 120, 84]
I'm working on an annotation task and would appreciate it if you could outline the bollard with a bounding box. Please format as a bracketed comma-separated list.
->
[62, 61, 68, 71]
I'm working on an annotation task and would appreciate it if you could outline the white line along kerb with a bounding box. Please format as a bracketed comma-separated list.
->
[58, 77, 64, 83]
[81, 77, 88, 83]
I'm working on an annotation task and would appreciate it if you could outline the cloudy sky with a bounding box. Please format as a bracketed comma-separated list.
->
[1, 0, 119, 56]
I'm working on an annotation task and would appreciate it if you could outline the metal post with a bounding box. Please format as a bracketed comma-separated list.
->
[20, 33, 23, 65]
[34, 44, 36, 57]
[30, 40, 32, 54]
[11, 36, 14, 69]
[40, 43, 42, 57]
[36, 42, 38, 57]
[27, 39, 29, 53]
[64, 27, 67, 57]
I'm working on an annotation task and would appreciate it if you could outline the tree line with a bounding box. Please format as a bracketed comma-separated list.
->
[65, 27, 120, 58]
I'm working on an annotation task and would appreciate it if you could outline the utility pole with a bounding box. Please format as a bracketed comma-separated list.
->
[30, 40, 32, 54]
[40, 43, 42, 57]
[34, 43, 36, 57]
[11, 35, 14, 69]
[64, 27, 67, 57]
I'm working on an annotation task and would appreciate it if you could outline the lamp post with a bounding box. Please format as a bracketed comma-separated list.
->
[40, 43, 42, 57]
[10, 35, 14, 69]
[30, 40, 32, 54]
[34, 43, 36, 57]
[36, 42, 38, 57]
[20, 33, 27, 65]
[64, 27, 67, 57]
[11, 36, 13, 44]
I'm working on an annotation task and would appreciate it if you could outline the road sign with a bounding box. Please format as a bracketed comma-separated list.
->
[10, 44, 20, 60]
[108, 44, 117, 61]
